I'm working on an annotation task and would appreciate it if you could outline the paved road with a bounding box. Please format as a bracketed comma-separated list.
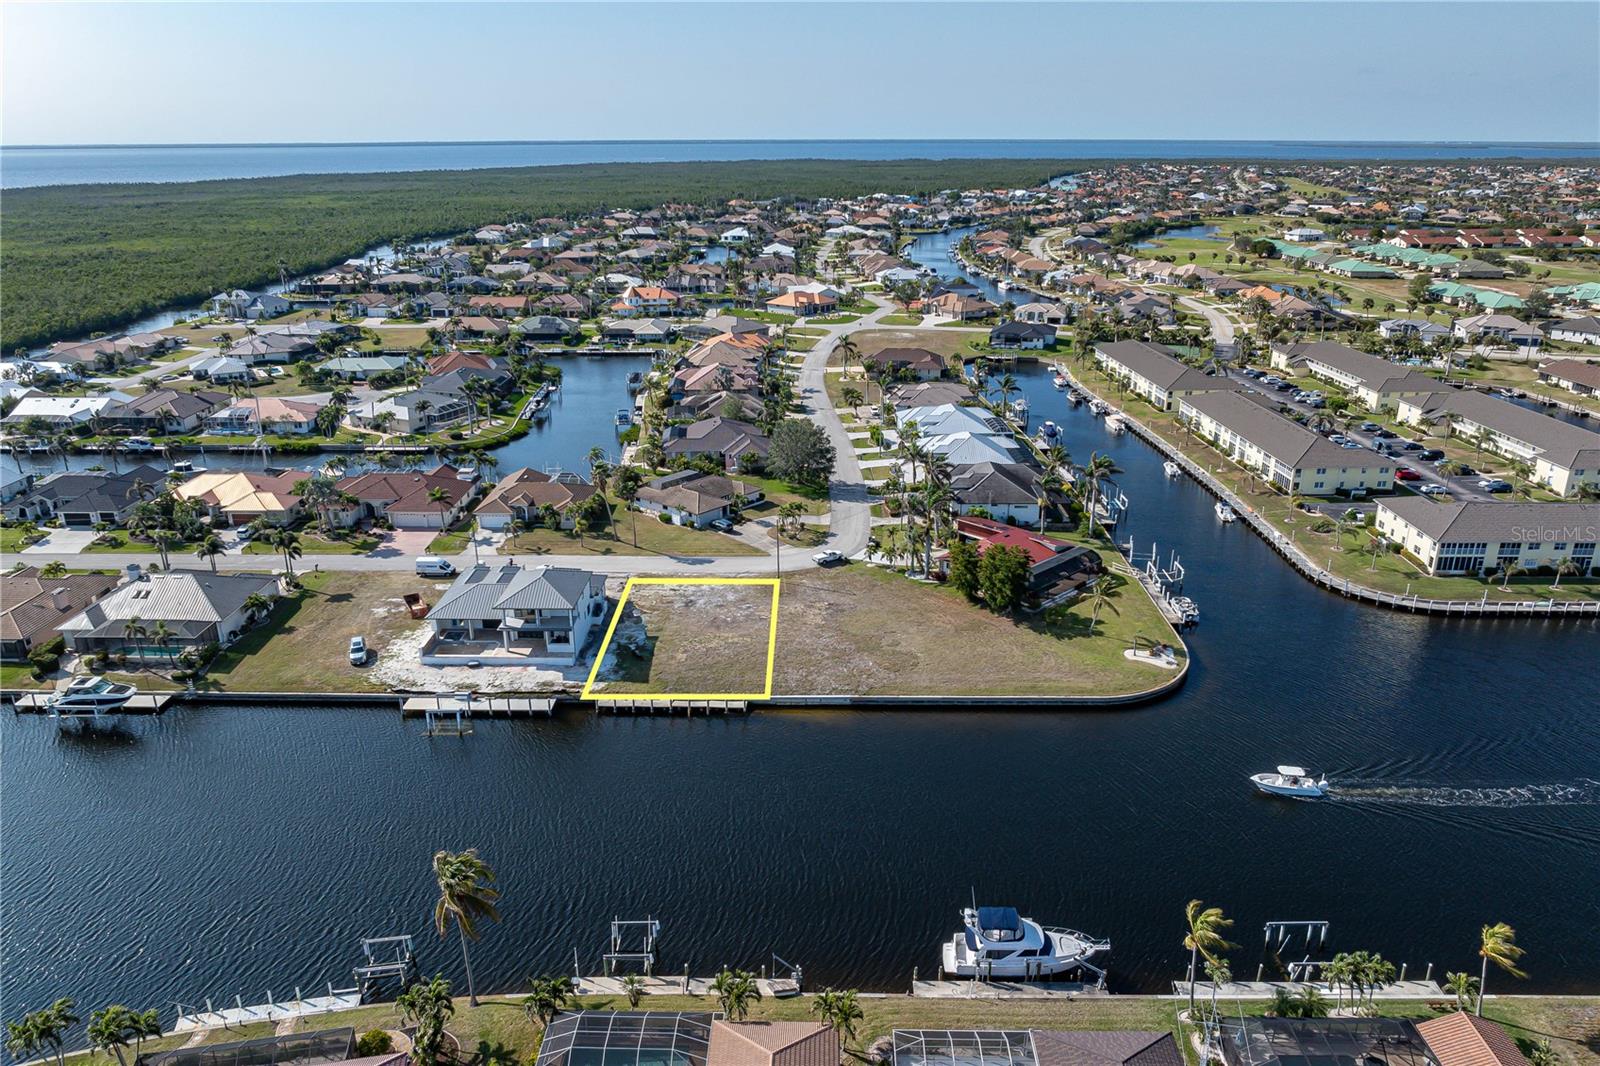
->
[1178, 296, 1236, 346]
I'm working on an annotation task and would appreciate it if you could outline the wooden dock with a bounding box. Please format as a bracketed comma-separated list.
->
[913, 980, 1110, 999]
[172, 990, 362, 1033]
[592, 699, 749, 716]
[400, 695, 555, 718]
[8, 692, 176, 715]
[1175, 979, 1445, 1000]
[576, 975, 799, 998]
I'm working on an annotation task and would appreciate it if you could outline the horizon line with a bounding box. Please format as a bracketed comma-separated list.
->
[6, 137, 1600, 151]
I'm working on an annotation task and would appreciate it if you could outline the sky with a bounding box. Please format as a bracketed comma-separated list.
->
[3, 1, 1597, 146]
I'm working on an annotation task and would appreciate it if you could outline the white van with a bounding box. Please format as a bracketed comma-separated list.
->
[415, 556, 456, 577]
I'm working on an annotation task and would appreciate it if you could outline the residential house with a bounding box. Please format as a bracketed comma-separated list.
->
[1454, 313, 1544, 350]
[421, 563, 607, 667]
[333, 466, 480, 529]
[885, 380, 975, 409]
[474, 469, 598, 531]
[1015, 301, 1071, 325]
[175, 469, 307, 526]
[189, 356, 255, 384]
[867, 347, 947, 379]
[662, 417, 771, 471]
[706, 1021, 838, 1066]
[927, 292, 997, 320]
[948, 462, 1049, 526]
[353, 389, 471, 434]
[204, 397, 324, 436]
[1377, 319, 1450, 344]
[1177, 390, 1395, 496]
[1393, 388, 1599, 496]
[320, 355, 410, 381]
[58, 571, 282, 657]
[989, 321, 1057, 350]
[1028, 1030, 1184, 1066]
[1536, 358, 1600, 397]
[1546, 317, 1600, 346]
[764, 290, 837, 317]
[634, 471, 763, 527]
[513, 315, 581, 343]
[1416, 1012, 1533, 1066]
[947, 516, 1104, 609]
[1095, 340, 1242, 412]
[99, 389, 231, 434]
[1, 567, 120, 662]
[2, 394, 124, 428]
[1375, 499, 1597, 577]
[3, 465, 169, 526]
[210, 290, 291, 319]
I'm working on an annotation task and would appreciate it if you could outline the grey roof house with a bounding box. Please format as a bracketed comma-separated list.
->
[422, 563, 607, 667]
[57, 571, 281, 657]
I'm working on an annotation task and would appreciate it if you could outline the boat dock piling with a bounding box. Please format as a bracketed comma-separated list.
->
[592, 699, 749, 716]
[912, 979, 1110, 999]
[402, 693, 556, 732]
[171, 987, 362, 1033]
[1173, 978, 1444, 1000]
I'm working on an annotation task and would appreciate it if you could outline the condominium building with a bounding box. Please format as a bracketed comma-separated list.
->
[1270, 340, 1442, 412]
[1178, 391, 1394, 496]
[1393, 388, 1600, 496]
[1094, 340, 1243, 412]
[1375, 499, 1598, 576]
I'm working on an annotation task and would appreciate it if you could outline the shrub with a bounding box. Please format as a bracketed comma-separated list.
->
[356, 1030, 394, 1057]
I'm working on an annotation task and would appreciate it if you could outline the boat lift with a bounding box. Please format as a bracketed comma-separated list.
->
[354, 935, 418, 1000]
[1264, 920, 1330, 951]
[602, 916, 661, 975]
[420, 692, 474, 737]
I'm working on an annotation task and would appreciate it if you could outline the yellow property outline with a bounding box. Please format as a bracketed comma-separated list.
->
[580, 577, 780, 701]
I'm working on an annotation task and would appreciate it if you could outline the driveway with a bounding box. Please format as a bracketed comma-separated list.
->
[22, 529, 100, 554]
[370, 529, 439, 559]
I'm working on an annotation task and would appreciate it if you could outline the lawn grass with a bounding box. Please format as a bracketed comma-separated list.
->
[735, 474, 830, 515]
[427, 520, 476, 554]
[243, 532, 380, 555]
[200, 570, 429, 692]
[774, 521, 828, 547]
[82, 534, 191, 555]
[851, 327, 988, 362]
[51, 994, 1600, 1066]
[808, 313, 861, 324]
[1, 527, 42, 553]
[0, 663, 48, 690]
[503, 517, 762, 558]
[878, 313, 925, 326]
[588, 581, 777, 697]
[769, 561, 1184, 698]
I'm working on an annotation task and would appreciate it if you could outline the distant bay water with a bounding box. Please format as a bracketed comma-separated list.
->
[3, 139, 1598, 188]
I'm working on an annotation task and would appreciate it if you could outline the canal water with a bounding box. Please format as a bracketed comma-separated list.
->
[4, 361, 1598, 1016]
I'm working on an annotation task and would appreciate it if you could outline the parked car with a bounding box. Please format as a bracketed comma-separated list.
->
[1419, 484, 1449, 496]
[1394, 467, 1422, 481]
[1360, 421, 1381, 432]
[1373, 429, 1397, 439]
[1397, 439, 1422, 450]
[1418, 448, 1445, 461]
[236, 524, 259, 541]
[812, 550, 845, 566]
[348, 636, 368, 666]
[1478, 478, 1513, 493]
[415, 556, 456, 577]
[709, 518, 735, 533]
[1274, 381, 1295, 391]
[1329, 434, 1350, 445]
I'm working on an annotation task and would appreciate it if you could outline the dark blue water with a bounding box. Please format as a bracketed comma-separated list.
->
[5, 140, 1596, 188]
[905, 227, 1012, 304]
[4, 363, 1598, 1021]
[1133, 224, 1222, 249]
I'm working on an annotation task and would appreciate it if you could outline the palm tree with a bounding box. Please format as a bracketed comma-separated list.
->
[1182, 900, 1238, 1011]
[522, 975, 574, 1030]
[620, 974, 646, 1009]
[1080, 453, 1122, 537]
[150, 528, 176, 570]
[1500, 560, 1526, 589]
[126, 1009, 159, 1061]
[196, 532, 227, 572]
[810, 989, 863, 1044]
[241, 592, 273, 625]
[433, 848, 501, 1007]
[1551, 557, 1579, 588]
[1089, 573, 1123, 630]
[396, 974, 455, 1066]
[268, 527, 303, 578]
[835, 335, 860, 377]
[122, 616, 148, 665]
[87, 1007, 135, 1066]
[150, 620, 174, 664]
[30, 999, 78, 1066]
[1477, 922, 1526, 1016]
[5, 1015, 44, 1066]
[1444, 971, 1480, 1013]
[710, 969, 762, 1021]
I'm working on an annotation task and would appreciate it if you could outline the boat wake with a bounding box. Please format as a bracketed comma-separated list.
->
[1326, 778, 1600, 808]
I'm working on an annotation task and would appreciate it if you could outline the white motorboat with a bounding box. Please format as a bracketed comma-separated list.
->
[1215, 501, 1237, 523]
[1038, 420, 1060, 441]
[171, 459, 205, 476]
[1010, 397, 1030, 415]
[1251, 765, 1328, 799]
[615, 408, 633, 427]
[1163, 460, 1181, 478]
[1170, 595, 1199, 624]
[942, 905, 1109, 980]
[997, 280, 1013, 292]
[47, 676, 137, 715]
[1105, 414, 1126, 434]
[121, 437, 156, 453]
[1052, 373, 1069, 390]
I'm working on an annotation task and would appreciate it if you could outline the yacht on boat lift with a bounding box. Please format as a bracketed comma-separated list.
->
[1250, 765, 1329, 799]
[615, 408, 633, 428]
[941, 904, 1110, 982]
[46, 676, 138, 715]
[1037, 420, 1060, 443]
[1163, 460, 1181, 478]
[625, 371, 645, 392]
[1215, 501, 1238, 523]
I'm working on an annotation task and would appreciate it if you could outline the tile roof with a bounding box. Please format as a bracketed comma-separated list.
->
[1416, 1013, 1531, 1066]
[706, 1022, 838, 1066]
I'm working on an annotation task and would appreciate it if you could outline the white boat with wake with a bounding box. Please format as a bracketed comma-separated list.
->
[46, 676, 138, 716]
[1251, 765, 1328, 799]
[1163, 460, 1180, 478]
[941, 904, 1109, 982]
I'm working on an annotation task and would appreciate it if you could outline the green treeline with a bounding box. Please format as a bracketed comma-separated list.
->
[0, 157, 1076, 350]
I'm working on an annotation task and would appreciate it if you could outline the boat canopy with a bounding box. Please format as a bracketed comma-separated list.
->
[977, 906, 1021, 933]
[1277, 765, 1308, 776]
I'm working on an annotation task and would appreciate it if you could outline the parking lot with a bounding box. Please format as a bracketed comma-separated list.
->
[1227, 367, 1500, 515]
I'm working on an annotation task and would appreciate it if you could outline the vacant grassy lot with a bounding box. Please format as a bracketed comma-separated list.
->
[243, 531, 380, 555]
[589, 580, 777, 697]
[201, 570, 431, 692]
[504, 515, 763, 558]
[847, 327, 987, 363]
[60, 993, 1593, 1066]
[769, 562, 1183, 698]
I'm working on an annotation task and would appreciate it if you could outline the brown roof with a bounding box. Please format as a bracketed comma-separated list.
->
[474, 469, 596, 516]
[707, 1021, 838, 1066]
[1, 567, 120, 647]
[1030, 1031, 1183, 1066]
[1417, 1013, 1531, 1066]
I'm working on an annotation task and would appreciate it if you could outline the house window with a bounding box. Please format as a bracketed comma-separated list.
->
[1437, 542, 1487, 573]
[1314, 481, 1325, 490]
[1527, 542, 1541, 551]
